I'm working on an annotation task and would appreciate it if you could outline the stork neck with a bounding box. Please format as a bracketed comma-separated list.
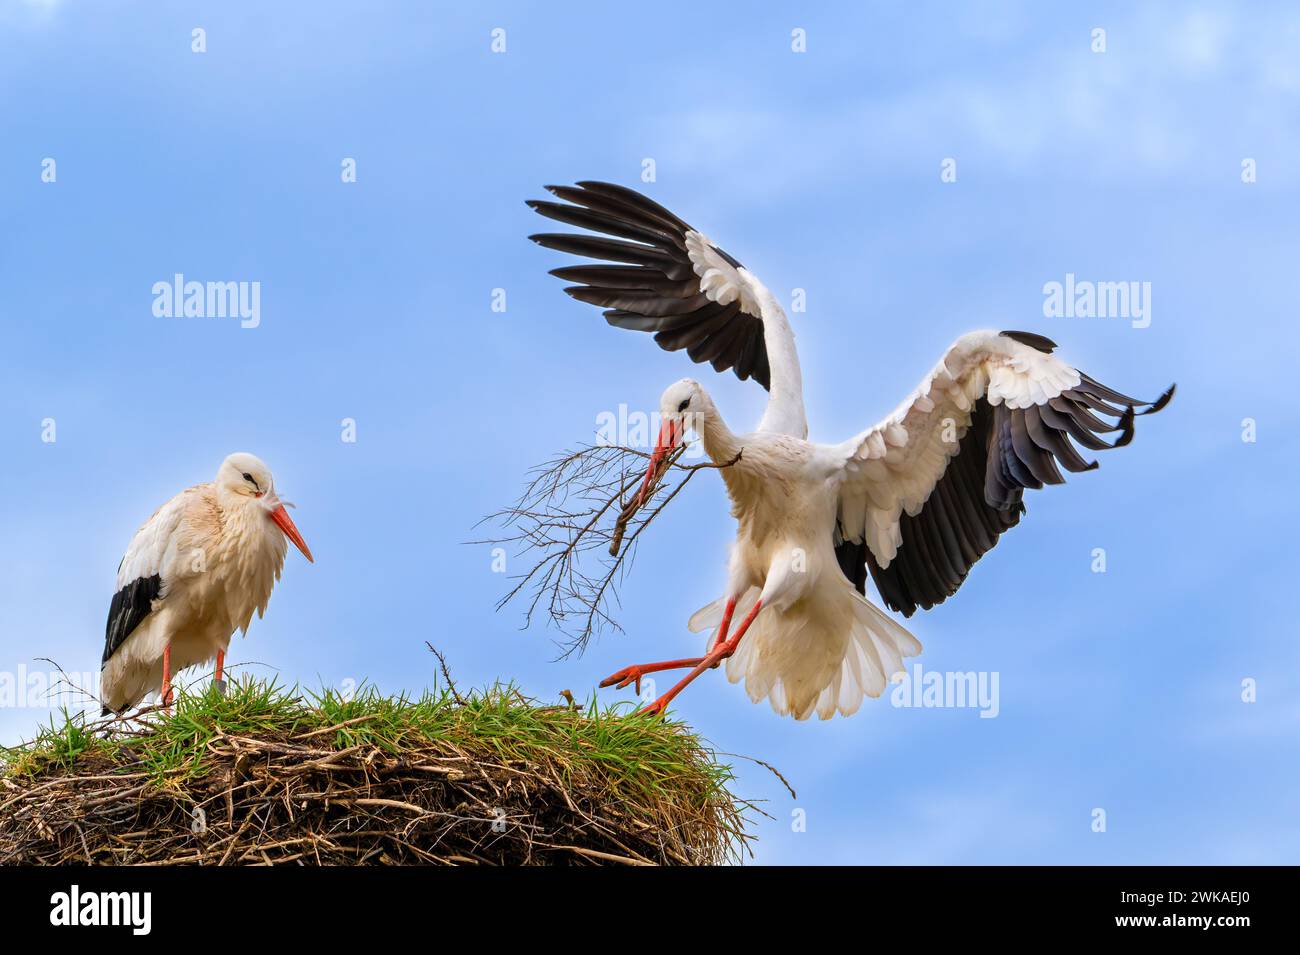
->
[216, 491, 289, 563]
[216, 484, 256, 510]
[215, 487, 270, 533]
[695, 394, 742, 465]
[753, 287, 807, 438]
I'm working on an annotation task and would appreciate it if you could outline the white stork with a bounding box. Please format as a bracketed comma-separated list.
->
[100, 453, 313, 714]
[529, 181, 1173, 720]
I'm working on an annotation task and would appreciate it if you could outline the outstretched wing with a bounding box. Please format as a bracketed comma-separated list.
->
[831, 330, 1174, 616]
[102, 487, 200, 665]
[528, 180, 787, 392]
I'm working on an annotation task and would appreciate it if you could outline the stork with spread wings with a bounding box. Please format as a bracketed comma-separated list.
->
[524, 181, 1173, 720]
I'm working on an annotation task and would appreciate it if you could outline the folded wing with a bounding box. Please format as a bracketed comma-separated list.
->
[102, 487, 200, 665]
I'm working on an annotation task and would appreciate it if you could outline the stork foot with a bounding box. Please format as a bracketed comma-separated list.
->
[599, 666, 645, 694]
[599, 657, 706, 696]
[637, 636, 745, 717]
[213, 678, 227, 698]
[639, 698, 669, 718]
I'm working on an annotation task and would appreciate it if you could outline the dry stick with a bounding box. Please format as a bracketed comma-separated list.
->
[424, 643, 467, 706]
[33, 657, 109, 716]
[218, 783, 276, 866]
[582, 449, 743, 639]
[0, 771, 151, 813]
[571, 449, 732, 646]
[551, 844, 656, 866]
[608, 443, 688, 556]
[478, 443, 740, 652]
[716, 751, 798, 800]
[494, 461, 642, 616]
[349, 797, 430, 815]
[80, 784, 150, 809]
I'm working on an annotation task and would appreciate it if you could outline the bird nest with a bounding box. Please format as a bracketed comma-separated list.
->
[0, 676, 751, 866]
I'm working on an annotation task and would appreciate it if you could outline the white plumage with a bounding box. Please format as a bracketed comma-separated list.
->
[100, 452, 313, 713]
[529, 181, 1172, 720]
[832, 333, 1082, 567]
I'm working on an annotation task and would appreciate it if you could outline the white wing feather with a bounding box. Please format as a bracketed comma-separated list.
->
[115, 485, 205, 589]
[685, 230, 807, 438]
[830, 331, 1081, 568]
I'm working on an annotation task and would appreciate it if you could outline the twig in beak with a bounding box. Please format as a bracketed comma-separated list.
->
[610, 443, 686, 556]
[475, 443, 741, 654]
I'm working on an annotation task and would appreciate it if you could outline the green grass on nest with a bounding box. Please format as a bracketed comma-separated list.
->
[0, 677, 752, 866]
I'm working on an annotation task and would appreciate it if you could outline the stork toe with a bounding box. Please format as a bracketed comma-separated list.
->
[599, 666, 643, 694]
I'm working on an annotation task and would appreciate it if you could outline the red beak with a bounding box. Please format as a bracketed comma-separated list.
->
[270, 504, 314, 563]
[633, 419, 682, 508]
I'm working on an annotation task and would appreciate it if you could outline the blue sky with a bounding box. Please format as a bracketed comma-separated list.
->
[1, 0, 1297, 864]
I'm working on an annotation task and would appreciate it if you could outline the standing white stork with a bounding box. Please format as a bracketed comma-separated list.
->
[529, 181, 1173, 720]
[100, 452, 314, 714]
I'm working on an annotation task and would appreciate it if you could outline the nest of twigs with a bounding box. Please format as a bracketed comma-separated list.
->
[0, 677, 751, 866]
[480, 442, 739, 655]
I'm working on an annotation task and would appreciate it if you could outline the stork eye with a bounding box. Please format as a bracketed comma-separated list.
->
[677, 398, 691, 412]
[241, 472, 260, 491]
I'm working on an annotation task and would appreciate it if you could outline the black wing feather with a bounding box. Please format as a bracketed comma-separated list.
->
[102, 574, 162, 665]
[529, 181, 771, 390]
[841, 342, 1174, 614]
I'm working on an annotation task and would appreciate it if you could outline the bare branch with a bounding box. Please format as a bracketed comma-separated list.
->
[474, 442, 740, 656]
[424, 644, 467, 706]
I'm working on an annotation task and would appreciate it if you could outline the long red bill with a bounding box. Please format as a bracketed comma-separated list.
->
[633, 419, 682, 508]
[270, 504, 314, 562]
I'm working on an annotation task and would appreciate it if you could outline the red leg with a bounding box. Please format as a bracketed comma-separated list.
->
[600, 596, 741, 695]
[600, 658, 707, 695]
[709, 596, 738, 658]
[214, 649, 227, 696]
[642, 600, 764, 717]
[161, 641, 174, 708]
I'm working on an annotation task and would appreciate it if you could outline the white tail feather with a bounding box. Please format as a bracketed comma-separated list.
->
[687, 596, 729, 633]
[690, 579, 920, 720]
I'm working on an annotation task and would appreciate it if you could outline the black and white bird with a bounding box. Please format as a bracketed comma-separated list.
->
[100, 453, 313, 713]
[529, 181, 1173, 720]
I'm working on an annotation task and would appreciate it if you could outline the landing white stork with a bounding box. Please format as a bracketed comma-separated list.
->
[529, 181, 1173, 720]
[100, 453, 313, 713]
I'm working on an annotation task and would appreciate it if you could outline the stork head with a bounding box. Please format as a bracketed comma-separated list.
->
[216, 452, 314, 563]
[631, 379, 707, 508]
[659, 378, 705, 431]
[656, 378, 704, 454]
